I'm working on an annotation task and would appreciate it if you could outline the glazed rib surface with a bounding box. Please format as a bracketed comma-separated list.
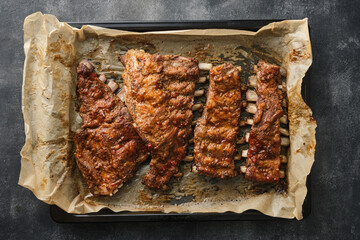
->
[194, 63, 241, 178]
[121, 50, 199, 190]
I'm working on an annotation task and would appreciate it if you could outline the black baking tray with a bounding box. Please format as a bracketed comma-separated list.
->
[50, 20, 312, 223]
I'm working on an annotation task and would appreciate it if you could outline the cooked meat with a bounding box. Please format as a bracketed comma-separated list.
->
[245, 60, 284, 183]
[121, 50, 199, 190]
[75, 60, 148, 196]
[194, 63, 241, 178]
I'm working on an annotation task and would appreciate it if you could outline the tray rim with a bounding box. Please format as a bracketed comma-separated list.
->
[50, 19, 312, 223]
[67, 19, 285, 31]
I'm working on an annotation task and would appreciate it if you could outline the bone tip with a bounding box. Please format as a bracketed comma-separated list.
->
[280, 155, 288, 163]
[99, 74, 106, 82]
[246, 90, 258, 102]
[117, 91, 125, 102]
[198, 76, 207, 83]
[192, 103, 203, 111]
[246, 118, 254, 125]
[245, 132, 250, 142]
[241, 150, 248, 158]
[194, 89, 205, 97]
[246, 103, 257, 114]
[280, 127, 289, 136]
[281, 137, 290, 146]
[280, 115, 288, 124]
[108, 80, 119, 92]
[248, 75, 257, 87]
[80, 59, 94, 72]
[199, 63, 213, 71]
[234, 155, 241, 161]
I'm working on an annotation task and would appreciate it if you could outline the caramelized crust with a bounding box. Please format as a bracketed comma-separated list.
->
[194, 63, 241, 178]
[75, 60, 148, 196]
[121, 50, 199, 190]
[245, 60, 284, 183]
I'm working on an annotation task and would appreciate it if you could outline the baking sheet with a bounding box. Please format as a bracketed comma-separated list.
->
[19, 12, 316, 220]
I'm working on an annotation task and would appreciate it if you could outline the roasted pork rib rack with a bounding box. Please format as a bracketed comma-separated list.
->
[75, 60, 148, 196]
[193, 63, 241, 178]
[243, 60, 284, 183]
[121, 50, 199, 190]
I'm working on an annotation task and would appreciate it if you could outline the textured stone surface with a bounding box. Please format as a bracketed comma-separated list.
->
[1, 0, 359, 239]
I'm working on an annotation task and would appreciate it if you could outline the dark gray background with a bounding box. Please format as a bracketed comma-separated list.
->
[1, 0, 359, 239]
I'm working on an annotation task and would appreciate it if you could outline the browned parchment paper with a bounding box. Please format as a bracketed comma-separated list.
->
[19, 12, 316, 219]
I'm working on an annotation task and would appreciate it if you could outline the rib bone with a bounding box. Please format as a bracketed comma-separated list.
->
[108, 80, 118, 92]
[241, 149, 248, 157]
[117, 91, 124, 102]
[183, 156, 194, 162]
[101, 64, 125, 71]
[245, 118, 254, 125]
[234, 155, 241, 161]
[199, 63, 212, 71]
[280, 115, 288, 124]
[245, 103, 257, 114]
[192, 103, 203, 111]
[246, 90, 258, 102]
[279, 127, 290, 136]
[99, 74, 106, 83]
[198, 76, 207, 83]
[245, 132, 250, 142]
[281, 137, 290, 146]
[194, 89, 205, 97]
[280, 66, 287, 77]
[79, 59, 94, 72]
[248, 75, 257, 88]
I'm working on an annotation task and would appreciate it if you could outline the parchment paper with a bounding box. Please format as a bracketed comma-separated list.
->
[19, 12, 316, 220]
